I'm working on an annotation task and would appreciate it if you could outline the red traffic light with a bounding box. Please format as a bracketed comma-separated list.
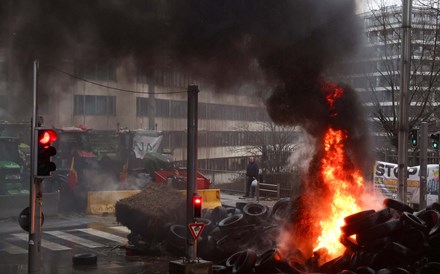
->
[39, 130, 57, 145]
[193, 194, 202, 218]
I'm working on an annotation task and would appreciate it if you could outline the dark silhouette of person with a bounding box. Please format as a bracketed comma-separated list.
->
[244, 156, 259, 198]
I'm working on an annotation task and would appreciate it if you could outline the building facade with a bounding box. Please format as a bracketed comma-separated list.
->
[339, 4, 440, 163]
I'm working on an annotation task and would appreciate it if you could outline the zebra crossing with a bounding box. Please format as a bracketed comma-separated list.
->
[0, 226, 130, 255]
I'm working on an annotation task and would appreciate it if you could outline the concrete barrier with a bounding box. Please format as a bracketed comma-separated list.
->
[86, 190, 142, 215]
[178, 189, 222, 209]
[0, 192, 59, 219]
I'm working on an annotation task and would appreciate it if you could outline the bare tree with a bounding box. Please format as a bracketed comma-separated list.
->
[233, 121, 298, 173]
[342, 1, 440, 151]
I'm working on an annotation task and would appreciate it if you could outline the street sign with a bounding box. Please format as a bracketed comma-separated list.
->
[19, 207, 44, 232]
[188, 223, 205, 240]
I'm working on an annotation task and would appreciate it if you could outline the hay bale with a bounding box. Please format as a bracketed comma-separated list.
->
[115, 184, 186, 240]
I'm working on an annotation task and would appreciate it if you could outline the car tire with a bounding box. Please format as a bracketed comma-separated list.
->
[72, 253, 97, 266]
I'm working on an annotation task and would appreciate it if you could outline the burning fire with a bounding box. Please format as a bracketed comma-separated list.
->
[312, 83, 365, 257]
[278, 82, 367, 266]
[313, 127, 364, 255]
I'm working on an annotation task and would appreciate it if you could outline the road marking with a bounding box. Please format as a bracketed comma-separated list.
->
[0, 240, 27, 254]
[73, 228, 127, 245]
[11, 233, 71, 251]
[44, 231, 104, 248]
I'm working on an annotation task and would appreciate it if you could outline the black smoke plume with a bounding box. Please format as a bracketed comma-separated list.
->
[0, 0, 371, 167]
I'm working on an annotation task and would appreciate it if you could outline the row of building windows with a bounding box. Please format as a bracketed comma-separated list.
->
[174, 156, 248, 172]
[74, 95, 116, 116]
[161, 130, 297, 149]
[136, 98, 269, 121]
[72, 60, 191, 90]
[362, 7, 437, 29]
[73, 95, 269, 122]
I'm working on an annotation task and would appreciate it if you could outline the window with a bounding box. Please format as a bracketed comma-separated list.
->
[75, 61, 117, 81]
[136, 97, 148, 117]
[74, 95, 116, 116]
[154, 68, 190, 88]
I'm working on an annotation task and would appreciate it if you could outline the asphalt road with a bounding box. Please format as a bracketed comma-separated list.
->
[0, 192, 273, 274]
[0, 213, 172, 274]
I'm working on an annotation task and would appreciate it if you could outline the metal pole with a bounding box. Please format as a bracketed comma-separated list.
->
[438, 149, 440, 203]
[397, 0, 412, 203]
[29, 60, 42, 274]
[420, 122, 427, 209]
[148, 79, 156, 130]
[186, 84, 199, 261]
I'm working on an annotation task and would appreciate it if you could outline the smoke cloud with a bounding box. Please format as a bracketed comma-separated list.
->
[3, 1, 367, 137]
[2, 0, 360, 86]
[1, 0, 371, 165]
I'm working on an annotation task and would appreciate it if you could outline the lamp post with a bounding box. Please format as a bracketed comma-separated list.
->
[397, 0, 412, 203]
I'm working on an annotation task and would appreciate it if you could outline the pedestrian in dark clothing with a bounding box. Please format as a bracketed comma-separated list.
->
[244, 156, 259, 198]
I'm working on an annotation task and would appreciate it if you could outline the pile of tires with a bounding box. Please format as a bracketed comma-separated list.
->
[160, 199, 292, 273]
[308, 199, 440, 274]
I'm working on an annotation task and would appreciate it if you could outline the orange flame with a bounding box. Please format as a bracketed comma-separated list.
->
[313, 127, 364, 256]
[277, 82, 366, 266]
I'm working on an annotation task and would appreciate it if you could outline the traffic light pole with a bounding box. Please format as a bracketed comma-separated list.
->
[397, 0, 412, 203]
[186, 85, 199, 261]
[29, 60, 42, 274]
[419, 122, 427, 209]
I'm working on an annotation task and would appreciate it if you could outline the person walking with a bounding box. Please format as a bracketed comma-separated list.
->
[244, 156, 259, 198]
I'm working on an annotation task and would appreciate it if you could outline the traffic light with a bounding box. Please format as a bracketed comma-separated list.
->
[193, 193, 202, 218]
[409, 129, 418, 147]
[36, 129, 57, 177]
[431, 133, 440, 150]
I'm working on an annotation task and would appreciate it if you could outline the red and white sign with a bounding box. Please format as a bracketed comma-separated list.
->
[189, 223, 205, 240]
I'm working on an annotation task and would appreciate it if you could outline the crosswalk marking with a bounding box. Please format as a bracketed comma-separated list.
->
[12, 233, 71, 251]
[0, 240, 27, 255]
[44, 231, 104, 248]
[72, 228, 128, 245]
[1, 226, 129, 254]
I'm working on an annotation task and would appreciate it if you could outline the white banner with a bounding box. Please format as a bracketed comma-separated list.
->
[132, 135, 163, 159]
[373, 161, 439, 205]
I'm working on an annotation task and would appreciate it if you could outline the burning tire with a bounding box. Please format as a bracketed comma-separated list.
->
[400, 212, 427, 232]
[383, 198, 414, 214]
[216, 234, 240, 255]
[211, 206, 229, 225]
[270, 198, 291, 223]
[229, 249, 257, 274]
[383, 242, 417, 264]
[263, 225, 280, 245]
[196, 217, 214, 236]
[341, 211, 377, 237]
[235, 202, 248, 211]
[243, 203, 268, 224]
[72, 253, 97, 266]
[254, 248, 277, 273]
[344, 209, 376, 224]
[218, 214, 247, 233]
[166, 224, 186, 254]
[356, 219, 401, 246]
[226, 207, 242, 216]
[416, 210, 440, 236]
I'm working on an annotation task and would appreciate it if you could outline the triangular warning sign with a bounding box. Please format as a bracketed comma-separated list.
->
[189, 223, 205, 240]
